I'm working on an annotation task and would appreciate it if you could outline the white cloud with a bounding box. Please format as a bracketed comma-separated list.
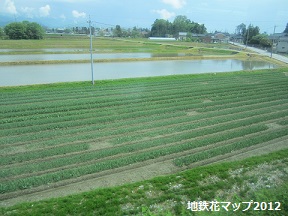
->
[4, 0, 17, 14]
[72, 10, 86, 18]
[20, 7, 35, 18]
[39, 5, 50, 17]
[162, 0, 186, 9]
[153, 9, 175, 19]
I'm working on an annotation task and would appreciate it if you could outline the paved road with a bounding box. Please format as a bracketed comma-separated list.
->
[231, 42, 288, 64]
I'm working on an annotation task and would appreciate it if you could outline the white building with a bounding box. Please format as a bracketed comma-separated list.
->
[276, 37, 288, 53]
[148, 37, 176, 41]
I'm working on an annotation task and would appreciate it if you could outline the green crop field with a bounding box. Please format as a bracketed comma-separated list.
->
[0, 68, 288, 205]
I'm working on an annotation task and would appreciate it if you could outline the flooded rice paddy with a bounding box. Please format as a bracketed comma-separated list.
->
[0, 59, 277, 86]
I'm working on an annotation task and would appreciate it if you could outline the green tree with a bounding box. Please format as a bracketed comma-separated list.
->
[189, 22, 206, 34]
[151, 16, 206, 37]
[243, 24, 260, 45]
[4, 22, 26, 39]
[151, 19, 172, 37]
[131, 27, 140, 38]
[250, 34, 272, 47]
[24, 22, 45, 39]
[4, 21, 44, 39]
[172, 15, 206, 36]
[236, 23, 246, 36]
[113, 25, 123, 37]
[172, 15, 191, 36]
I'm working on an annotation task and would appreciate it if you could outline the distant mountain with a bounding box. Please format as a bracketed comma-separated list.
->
[0, 15, 69, 29]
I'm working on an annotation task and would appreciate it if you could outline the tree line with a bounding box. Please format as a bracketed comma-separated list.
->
[0, 18, 287, 43]
[150, 15, 206, 38]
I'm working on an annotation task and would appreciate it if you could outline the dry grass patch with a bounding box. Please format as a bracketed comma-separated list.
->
[265, 123, 283, 130]
[203, 99, 213, 103]
[89, 141, 113, 150]
[186, 110, 199, 116]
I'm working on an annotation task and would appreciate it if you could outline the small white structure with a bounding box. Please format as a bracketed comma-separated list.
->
[148, 37, 176, 41]
[276, 37, 288, 53]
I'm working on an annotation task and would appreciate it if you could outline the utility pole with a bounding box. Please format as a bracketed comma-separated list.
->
[271, 25, 276, 58]
[245, 23, 250, 48]
[88, 15, 94, 85]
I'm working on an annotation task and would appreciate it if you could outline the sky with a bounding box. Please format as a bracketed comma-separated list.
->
[0, 0, 288, 34]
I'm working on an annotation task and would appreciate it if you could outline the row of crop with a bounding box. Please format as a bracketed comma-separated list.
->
[1, 97, 287, 150]
[1, 86, 287, 138]
[2, 82, 285, 133]
[0, 71, 284, 107]
[0, 124, 270, 193]
[110, 104, 288, 145]
[1, 96, 287, 151]
[278, 118, 288, 126]
[0, 109, 273, 178]
[1, 83, 286, 138]
[1, 71, 284, 112]
[0, 98, 202, 138]
[173, 126, 288, 166]
[0, 80, 213, 105]
[2, 100, 285, 162]
[3, 83, 287, 136]
[1, 75, 285, 117]
[0, 110, 186, 146]
[2, 108, 287, 178]
[108, 100, 288, 144]
[196, 91, 288, 113]
[0, 86, 204, 126]
[3, 77, 287, 120]
[4, 88, 286, 139]
[0, 143, 89, 166]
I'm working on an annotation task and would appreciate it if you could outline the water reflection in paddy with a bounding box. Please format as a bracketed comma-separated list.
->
[0, 53, 152, 62]
[0, 59, 277, 86]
